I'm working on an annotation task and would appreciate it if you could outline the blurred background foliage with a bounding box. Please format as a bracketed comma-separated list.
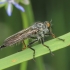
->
[0, 0, 70, 70]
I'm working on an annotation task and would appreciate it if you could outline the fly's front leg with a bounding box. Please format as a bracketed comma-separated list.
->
[41, 38, 54, 56]
[51, 33, 64, 42]
[27, 39, 38, 60]
[57, 37, 65, 41]
[49, 27, 64, 41]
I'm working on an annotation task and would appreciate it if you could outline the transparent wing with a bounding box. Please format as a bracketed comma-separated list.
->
[3, 26, 38, 46]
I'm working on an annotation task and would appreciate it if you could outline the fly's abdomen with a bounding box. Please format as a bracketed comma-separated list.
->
[3, 37, 22, 46]
[0, 35, 27, 49]
[0, 30, 37, 48]
[0, 25, 38, 49]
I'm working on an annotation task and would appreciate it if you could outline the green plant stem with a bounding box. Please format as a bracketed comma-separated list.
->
[0, 32, 70, 69]
[20, 1, 34, 70]
[20, 12, 28, 70]
[36, 57, 45, 70]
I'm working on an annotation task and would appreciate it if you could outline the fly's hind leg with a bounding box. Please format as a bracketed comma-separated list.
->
[27, 39, 38, 60]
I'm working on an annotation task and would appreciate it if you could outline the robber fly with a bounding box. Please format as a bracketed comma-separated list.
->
[0, 21, 64, 59]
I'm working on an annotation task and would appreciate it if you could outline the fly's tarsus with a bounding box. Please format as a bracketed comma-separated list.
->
[42, 43, 54, 56]
[57, 38, 65, 42]
[29, 47, 35, 60]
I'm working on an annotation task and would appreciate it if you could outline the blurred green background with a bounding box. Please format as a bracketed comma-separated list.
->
[0, 0, 70, 70]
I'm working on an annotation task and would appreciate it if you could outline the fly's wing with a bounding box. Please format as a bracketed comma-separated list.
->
[3, 26, 38, 46]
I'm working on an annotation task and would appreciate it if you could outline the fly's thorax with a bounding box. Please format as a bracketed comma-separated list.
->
[31, 22, 50, 40]
[32, 22, 49, 31]
[35, 22, 49, 34]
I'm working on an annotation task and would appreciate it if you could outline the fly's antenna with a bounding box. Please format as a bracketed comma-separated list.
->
[0, 45, 6, 49]
[50, 19, 52, 23]
[50, 19, 53, 26]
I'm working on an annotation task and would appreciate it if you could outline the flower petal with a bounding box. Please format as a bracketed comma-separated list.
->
[6, 3, 12, 16]
[13, 2, 25, 12]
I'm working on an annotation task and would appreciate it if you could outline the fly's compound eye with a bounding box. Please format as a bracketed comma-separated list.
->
[47, 22, 50, 28]
[44, 21, 51, 28]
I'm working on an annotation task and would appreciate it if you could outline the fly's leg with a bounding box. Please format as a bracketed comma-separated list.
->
[41, 38, 54, 56]
[27, 39, 38, 60]
[51, 33, 64, 41]
[57, 37, 65, 41]
[48, 27, 65, 41]
[22, 41, 27, 50]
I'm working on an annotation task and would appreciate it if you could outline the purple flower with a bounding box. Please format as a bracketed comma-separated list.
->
[0, 0, 25, 16]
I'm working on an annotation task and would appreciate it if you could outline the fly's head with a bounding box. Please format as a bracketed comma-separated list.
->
[43, 21, 52, 34]
[44, 21, 52, 29]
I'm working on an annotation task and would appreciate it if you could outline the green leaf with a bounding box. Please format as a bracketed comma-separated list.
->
[0, 32, 70, 69]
